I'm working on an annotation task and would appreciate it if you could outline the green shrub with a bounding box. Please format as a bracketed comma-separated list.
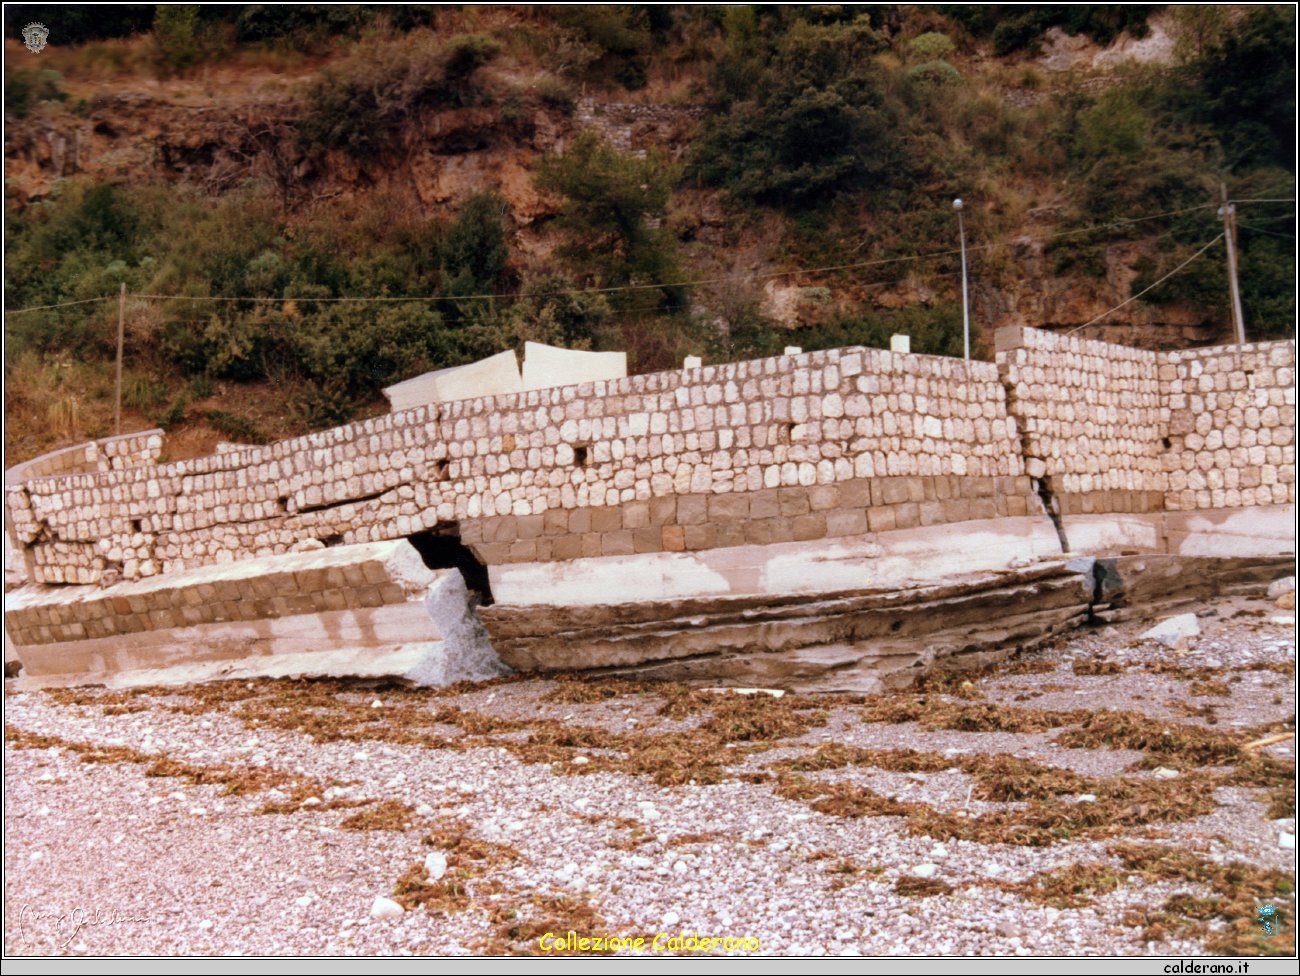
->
[296, 33, 497, 161]
[5, 69, 67, 118]
[153, 5, 201, 73]
[289, 377, 354, 429]
[692, 17, 897, 207]
[549, 5, 652, 89]
[202, 409, 265, 443]
[535, 132, 683, 308]
[908, 32, 955, 61]
[908, 60, 963, 88]
[122, 374, 168, 413]
[444, 33, 500, 78]
[440, 191, 510, 317]
[535, 76, 576, 114]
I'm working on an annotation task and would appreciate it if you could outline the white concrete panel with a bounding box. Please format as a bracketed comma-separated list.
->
[1060, 513, 1164, 554]
[1162, 503, 1295, 557]
[383, 349, 521, 411]
[521, 342, 627, 392]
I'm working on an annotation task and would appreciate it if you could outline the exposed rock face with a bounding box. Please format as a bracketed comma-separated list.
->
[978, 238, 1220, 348]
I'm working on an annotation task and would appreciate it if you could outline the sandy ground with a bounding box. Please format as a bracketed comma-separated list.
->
[4, 589, 1295, 957]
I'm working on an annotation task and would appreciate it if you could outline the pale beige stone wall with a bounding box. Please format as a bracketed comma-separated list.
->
[4, 347, 1021, 585]
[996, 327, 1166, 502]
[996, 328, 1297, 516]
[1161, 340, 1296, 511]
[8, 331, 1292, 587]
[4, 429, 164, 484]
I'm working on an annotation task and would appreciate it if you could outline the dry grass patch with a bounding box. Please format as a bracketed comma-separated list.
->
[392, 817, 522, 916]
[340, 799, 419, 831]
[1114, 844, 1296, 956]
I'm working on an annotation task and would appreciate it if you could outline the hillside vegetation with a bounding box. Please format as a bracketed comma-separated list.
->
[3, 5, 1295, 463]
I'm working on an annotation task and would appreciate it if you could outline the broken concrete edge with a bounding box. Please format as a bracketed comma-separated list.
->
[482, 553, 1293, 690]
[5, 538, 436, 618]
[382, 343, 630, 412]
[6, 540, 509, 690]
[5, 511, 1294, 692]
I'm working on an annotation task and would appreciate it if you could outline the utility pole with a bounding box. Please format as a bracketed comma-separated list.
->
[114, 281, 125, 435]
[953, 198, 970, 362]
[1219, 183, 1246, 345]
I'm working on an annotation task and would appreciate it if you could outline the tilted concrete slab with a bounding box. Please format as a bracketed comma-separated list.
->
[481, 561, 1095, 689]
[521, 341, 627, 392]
[487, 515, 1064, 607]
[5, 540, 507, 689]
[383, 350, 522, 412]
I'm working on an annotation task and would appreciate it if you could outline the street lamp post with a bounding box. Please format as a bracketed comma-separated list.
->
[953, 198, 970, 362]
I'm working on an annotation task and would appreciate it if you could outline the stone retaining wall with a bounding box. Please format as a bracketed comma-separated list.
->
[996, 327, 1166, 514]
[1161, 341, 1296, 511]
[5, 347, 1029, 585]
[3, 331, 1295, 588]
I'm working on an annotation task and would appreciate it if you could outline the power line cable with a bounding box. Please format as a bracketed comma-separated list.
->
[1236, 223, 1296, 240]
[1, 295, 115, 314]
[2, 203, 1219, 316]
[1067, 235, 1224, 335]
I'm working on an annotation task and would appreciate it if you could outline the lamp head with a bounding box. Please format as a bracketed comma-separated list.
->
[952, 198, 964, 212]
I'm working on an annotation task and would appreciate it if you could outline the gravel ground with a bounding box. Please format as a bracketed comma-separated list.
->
[4, 590, 1295, 956]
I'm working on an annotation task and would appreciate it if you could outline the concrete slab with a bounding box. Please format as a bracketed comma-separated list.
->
[520, 342, 627, 392]
[1060, 513, 1164, 554]
[383, 350, 522, 412]
[6, 540, 508, 689]
[1160, 504, 1295, 558]
[488, 515, 1065, 607]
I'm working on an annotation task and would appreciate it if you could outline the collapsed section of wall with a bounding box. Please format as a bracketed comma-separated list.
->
[5, 539, 506, 689]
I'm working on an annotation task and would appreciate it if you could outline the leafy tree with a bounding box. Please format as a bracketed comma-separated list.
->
[692, 17, 897, 207]
[1197, 6, 1296, 171]
[535, 131, 683, 309]
[440, 191, 510, 305]
[152, 5, 200, 73]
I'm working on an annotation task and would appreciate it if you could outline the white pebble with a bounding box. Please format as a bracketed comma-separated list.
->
[371, 896, 404, 919]
[424, 852, 447, 881]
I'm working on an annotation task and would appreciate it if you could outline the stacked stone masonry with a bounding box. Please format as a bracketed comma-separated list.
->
[1161, 341, 1296, 512]
[999, 328, 1295, 515]
[4, 332, 1295, 587]
[5, 347, 1025, 585]
[5, 430, 164, 484]
[997, 328, 1166, 514]
[4, 541, 426, 647]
